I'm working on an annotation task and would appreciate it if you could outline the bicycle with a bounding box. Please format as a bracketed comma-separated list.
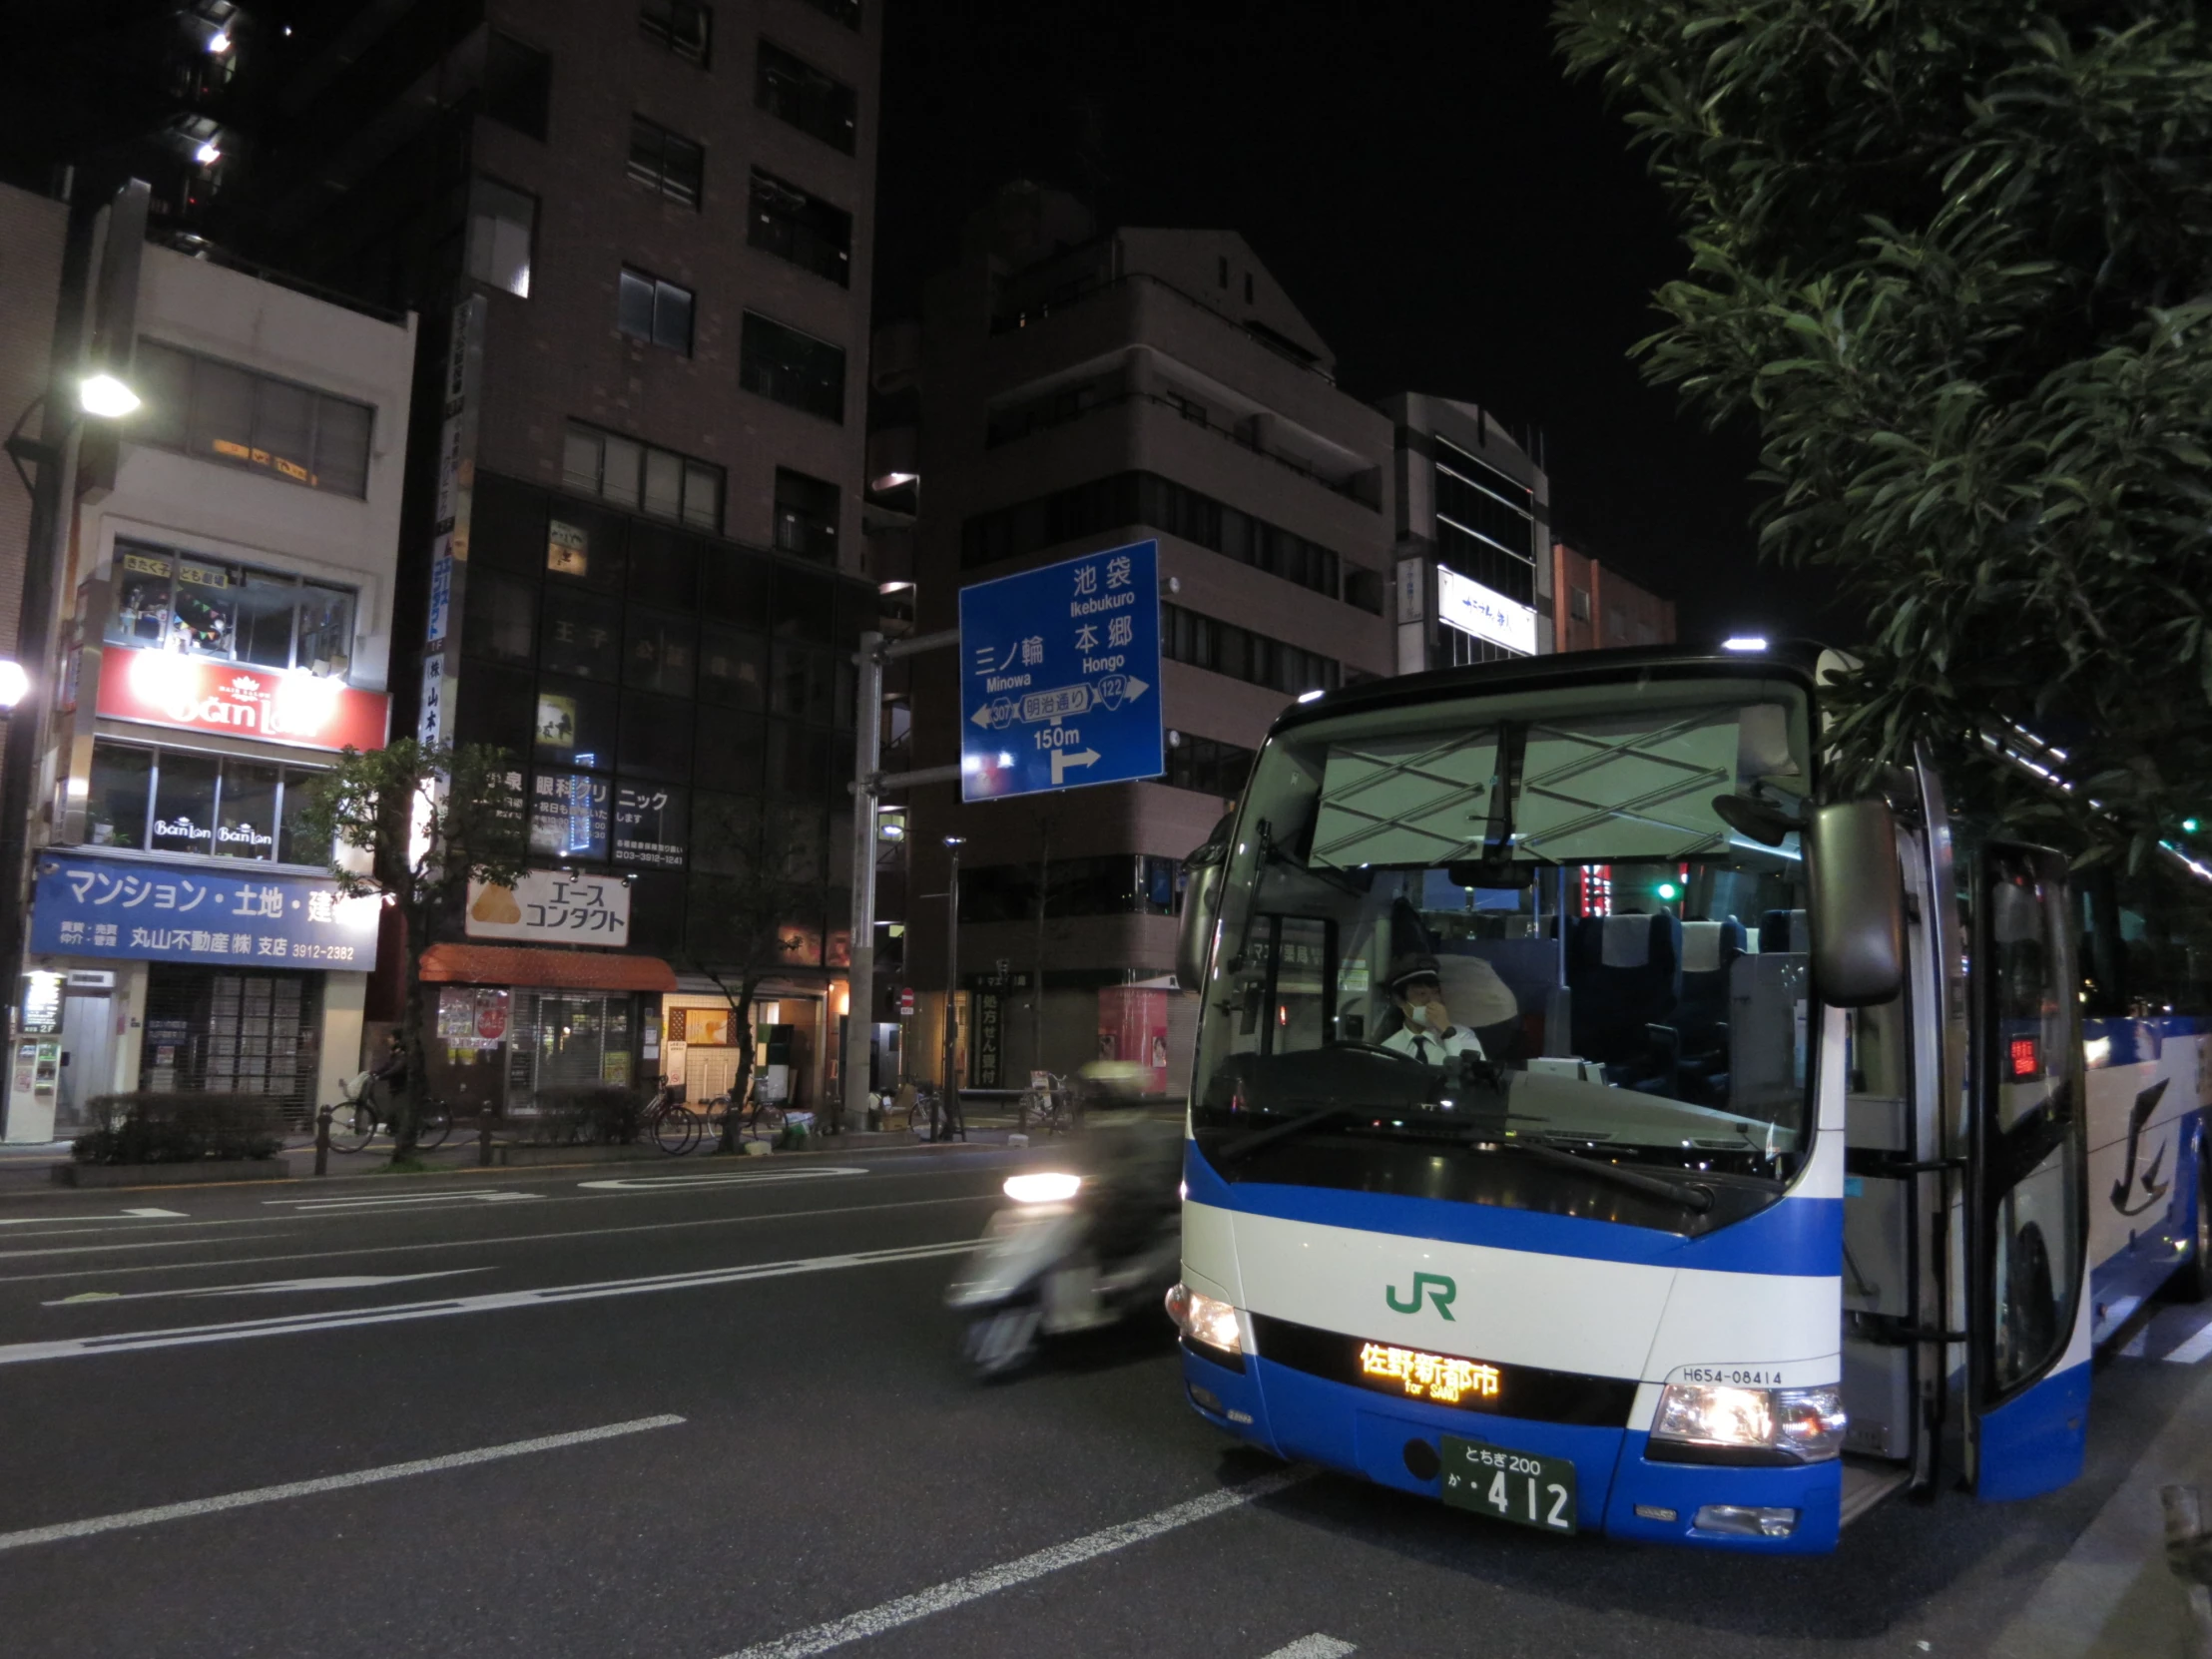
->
[1022, 1072, 1076, 1137]
[323, 1073, 452, 1154]
[639, 1080, 700, 1155]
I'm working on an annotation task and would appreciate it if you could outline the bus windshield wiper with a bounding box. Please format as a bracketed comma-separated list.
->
[1215, 1105, 1353, 1163]
[1467, 1134, 1715, 1213]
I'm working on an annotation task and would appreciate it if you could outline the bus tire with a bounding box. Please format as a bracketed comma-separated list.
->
[2175, 1141, 2212, 1305]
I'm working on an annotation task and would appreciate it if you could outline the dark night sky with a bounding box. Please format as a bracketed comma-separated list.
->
[870, 0, 1848, 645]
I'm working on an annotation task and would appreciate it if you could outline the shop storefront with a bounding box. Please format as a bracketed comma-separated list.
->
[4, 851, 380, 1141]
[658, 976, 848, 1109]
[417, 944, 678, 1118]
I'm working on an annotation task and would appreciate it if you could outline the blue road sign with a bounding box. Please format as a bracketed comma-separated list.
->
[959, 539, 1164, 802]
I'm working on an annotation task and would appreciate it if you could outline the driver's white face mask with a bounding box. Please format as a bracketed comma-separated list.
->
[1401, 990, 1440, 1027]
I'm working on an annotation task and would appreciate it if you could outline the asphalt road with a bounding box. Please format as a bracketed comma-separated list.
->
[0, 1147, 2204, 1659]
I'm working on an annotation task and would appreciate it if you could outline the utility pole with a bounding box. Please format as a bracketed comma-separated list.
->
[940, 834, 963, 1140]
[841, 626, 960, 1138]
[1031, 812, 1049, 1082]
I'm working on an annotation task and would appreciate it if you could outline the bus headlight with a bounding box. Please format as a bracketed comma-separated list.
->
[1165, 1283, 1243, 1358]
[1650, 1383, 1846, 1463]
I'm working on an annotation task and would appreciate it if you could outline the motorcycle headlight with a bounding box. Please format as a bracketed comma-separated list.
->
[1002, 1172, 1082, 1204]
[1165, 1283, 1243, 1358]
[1650, 1382, 1845, 1463]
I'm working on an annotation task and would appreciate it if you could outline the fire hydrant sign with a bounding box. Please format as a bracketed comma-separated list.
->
[465, 869, 631, 945]
[959, 539, 1163, 802]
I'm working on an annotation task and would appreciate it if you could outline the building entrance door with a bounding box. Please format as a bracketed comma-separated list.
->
[56, 991, 116, 1137]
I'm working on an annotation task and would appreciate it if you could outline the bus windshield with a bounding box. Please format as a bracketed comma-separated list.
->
[1193, 679, 1818, 1230]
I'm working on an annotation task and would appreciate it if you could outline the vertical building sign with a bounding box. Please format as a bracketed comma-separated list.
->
[420, 295, 486, 746]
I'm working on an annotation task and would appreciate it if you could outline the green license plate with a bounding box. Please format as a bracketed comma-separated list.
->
[1439, 1435, 1578, 1534]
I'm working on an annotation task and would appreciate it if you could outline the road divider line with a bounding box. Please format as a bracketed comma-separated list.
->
[44, 1269, 490, 1307]
[718, 1468, 1314, 1659]
[0, 1193, 996, 1282]
[578, 1168, 868, 1191]
[0, 1414, 685, 1552]
[1260, 1638, 1356, 1659]
[0, 1239, 974, 1365]
[2165, 1314, 2212, 1366]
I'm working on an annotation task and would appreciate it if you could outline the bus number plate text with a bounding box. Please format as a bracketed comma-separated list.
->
[1439, 1435, 1577, 1534]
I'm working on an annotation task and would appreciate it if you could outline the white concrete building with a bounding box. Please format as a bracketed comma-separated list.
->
[6, 237, 415, 1142]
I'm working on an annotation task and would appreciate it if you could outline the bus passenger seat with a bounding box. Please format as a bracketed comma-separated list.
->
[1568, 911, 1684, 1071]
[1676, 918, 1745, 1102]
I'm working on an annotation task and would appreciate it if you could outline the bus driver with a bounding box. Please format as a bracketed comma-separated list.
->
[1379, 953, 1488, 1065]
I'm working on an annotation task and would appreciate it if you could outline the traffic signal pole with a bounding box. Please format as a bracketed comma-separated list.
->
[842, 626, 959, 1137]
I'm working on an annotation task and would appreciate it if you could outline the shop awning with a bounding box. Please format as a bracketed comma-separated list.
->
[419, 944, 679, 992]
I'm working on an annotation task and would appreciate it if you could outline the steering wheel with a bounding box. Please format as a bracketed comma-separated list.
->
[1330, 1040, 1424, 1064]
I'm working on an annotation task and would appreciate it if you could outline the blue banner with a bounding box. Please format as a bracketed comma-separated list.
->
[959, 539, 1165, 801]
[29, 853, 383, 969]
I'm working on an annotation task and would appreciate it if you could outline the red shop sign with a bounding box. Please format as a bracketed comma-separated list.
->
[97, 648, 390, 753]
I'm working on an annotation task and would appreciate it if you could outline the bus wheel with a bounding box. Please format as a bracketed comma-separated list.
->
[2177, 1144, 2212, 1305]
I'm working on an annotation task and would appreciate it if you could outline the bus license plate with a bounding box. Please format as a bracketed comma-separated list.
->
[1439, 1436, 1577, 1534]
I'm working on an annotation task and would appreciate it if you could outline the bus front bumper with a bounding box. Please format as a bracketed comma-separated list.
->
[1180, 1347, 1842, 1553]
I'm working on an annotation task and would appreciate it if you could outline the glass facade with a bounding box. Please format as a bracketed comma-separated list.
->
[457, 471, 871, 964]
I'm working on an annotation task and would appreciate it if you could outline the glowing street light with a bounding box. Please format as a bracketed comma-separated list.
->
[0, 660, 28, 709]
[207, 30, 232, 54]
[194, 139, 223, 167]
[78, 373, 140, 418]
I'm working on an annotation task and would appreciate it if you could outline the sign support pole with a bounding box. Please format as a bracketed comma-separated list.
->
[840, 626, 959, 1139]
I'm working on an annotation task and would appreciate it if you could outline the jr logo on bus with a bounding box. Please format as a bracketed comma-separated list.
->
[1385, 1272, 1457, 1321]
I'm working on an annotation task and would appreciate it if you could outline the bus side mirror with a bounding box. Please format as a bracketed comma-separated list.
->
[1809, 800, 1904, 1006]
[1176, 816, 1234, 991]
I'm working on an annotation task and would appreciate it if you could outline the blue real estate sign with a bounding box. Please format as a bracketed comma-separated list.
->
[959, 539, 1164, 802]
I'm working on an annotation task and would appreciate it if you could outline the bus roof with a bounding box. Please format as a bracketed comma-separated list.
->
[1265, 641, 1828, 746]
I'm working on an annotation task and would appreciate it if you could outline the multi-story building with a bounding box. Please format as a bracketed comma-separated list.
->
[5, 225, 416, 1143]
[1552, 540, 1676, 653]
[1384, 393, 1552, 670]
[0, 179, 68, 755]
[900, 186, 1397, 1091]
[4, 3, 889, 1119]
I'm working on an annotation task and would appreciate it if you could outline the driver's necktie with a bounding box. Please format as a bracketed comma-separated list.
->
[1412, 1035, 1431, 1063]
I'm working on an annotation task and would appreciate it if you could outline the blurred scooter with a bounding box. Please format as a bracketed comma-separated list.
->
[946, 1094, 1183, 1379]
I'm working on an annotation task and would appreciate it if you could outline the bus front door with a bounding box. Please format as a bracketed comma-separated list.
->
[1964, 842, 2092, 1501]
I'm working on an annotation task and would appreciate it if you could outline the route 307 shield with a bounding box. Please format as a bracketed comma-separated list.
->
[958, 539, 1164, 802]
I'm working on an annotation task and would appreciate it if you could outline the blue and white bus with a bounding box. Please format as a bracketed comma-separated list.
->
[1164, 644, 2212, 1551]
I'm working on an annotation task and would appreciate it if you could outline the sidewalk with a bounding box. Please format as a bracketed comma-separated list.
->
[0, 1120, 1028, 1195]
[1991, 1362, 2212, 1658]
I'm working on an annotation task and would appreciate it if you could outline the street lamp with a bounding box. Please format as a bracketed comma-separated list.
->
[78, 373, 140, 419]
[0, 662, 26, 709]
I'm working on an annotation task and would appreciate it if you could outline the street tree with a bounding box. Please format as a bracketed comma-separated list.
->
[684, 797, 819, 1151]
[294, 742, 527, 1159]
[1556, 0, 2212, 861]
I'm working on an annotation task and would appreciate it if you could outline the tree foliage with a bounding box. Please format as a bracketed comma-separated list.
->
[1556, 0, 2212, 862]
[293, 742, 526, 1155]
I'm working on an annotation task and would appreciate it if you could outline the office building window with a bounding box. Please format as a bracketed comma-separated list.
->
[1165, 734, 1255, 799]
[739, 313, 845, 422]
[464, 177, 536, 297]
[774, 468, 839, 562]
[562, 420, 723, 531]
[748, 170, 851, 286]
[958, 468, 1346, 604]
[86, 740, 324, 864]
[755, 40, 856, 154]
[617, 267, 694, 354]
[628, 114, 705, 208]
[797, 0, 860, 27]
[132, 339, 374, 498]
[639, 0, 711, 63]
[483, 33, 551, 140]
[106, 541, 356, 676]
[1162, 603, 1339, 697]
[1431, 436, 1536, 606]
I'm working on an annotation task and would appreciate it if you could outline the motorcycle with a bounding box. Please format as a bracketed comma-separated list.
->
[945, 1113, 1184, 1379]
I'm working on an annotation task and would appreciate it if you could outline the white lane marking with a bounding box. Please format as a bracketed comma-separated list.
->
[720, 1468, 1313, 1659]
[1259, 1638, 1356, 1659]
[45, 1270, 488, 1306]
[2121, 1327, 2150, 1359]
[0, 1414, 685, 1552]
[264, 1190, 541, 1209]
[2165, 1315, 2212, 1366]
[0, 1239, 972, 1365]
[0, 1208, 191, 1226]
[577, 1168, 868, 1191]
[0, 1192, 994, 1281]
